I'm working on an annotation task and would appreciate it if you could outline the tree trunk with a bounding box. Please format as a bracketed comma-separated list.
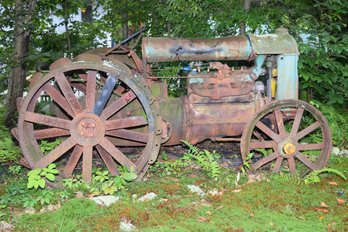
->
[121, 1, 129, 39]
[240, 0, 251, 35]
[64, 0, 71, 50]
[5, 0, 37, 128]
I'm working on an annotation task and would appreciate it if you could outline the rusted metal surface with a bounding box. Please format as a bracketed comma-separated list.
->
[14, 28, 332, 181]
[142, 36, 252, 62]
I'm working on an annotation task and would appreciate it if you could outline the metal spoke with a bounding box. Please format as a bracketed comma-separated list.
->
[55, 73, 82, 115]
[296, 121, 321, 140]
[297, 143, 325, 151]
[274, 109, 285, 135]
[43, 83, 75, 117]
[96, 145, 119, 175]
[296, 153, 319, 170]
[82, 146, 93, 182]
[36, 137, 76, 168]
[100, 91, 136, 120]
[273, 156, 283, 172]
[104, 116, 147, 131]
[253, 152, 279, 170]
[85, 71, 97, 111]
[290, 108, 304, 136]
[249, 141, 276, 149]
[70, 82, 86, 93]
[93, 75, 118, 116]
[105, 129, 148, 143]
[98, 137, 136, 169]
[287, 157, 296, 174]
[256, 121, 281, 142]
[34, 128, 70, 140]
[63, 145, 83, 177]
[24, 112, 70, 129]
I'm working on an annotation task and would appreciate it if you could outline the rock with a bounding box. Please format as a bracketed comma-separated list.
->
[75, 191, 84, 199]
[339, 149, 348, 157]
[24, 207, 36, 214]
[39, 203, 61, 213]
[247, 173, 264, 183]
[207, 188, 223, 196]
[90, 195, 120, 207]
[137, 192, 157, 202]
[331, 147, 340, 156]
[119, 219, 137, 232]
[187, 185, 205, 196]
[0, 221, 15, 232]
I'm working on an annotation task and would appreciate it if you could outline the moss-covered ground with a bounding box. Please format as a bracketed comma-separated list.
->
[8, 156, 347, 232]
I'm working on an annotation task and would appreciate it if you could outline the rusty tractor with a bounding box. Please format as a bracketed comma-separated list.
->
[13, 27, 332, 182]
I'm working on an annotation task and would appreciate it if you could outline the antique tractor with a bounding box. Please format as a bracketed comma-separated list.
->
[13, 28, 332, 182]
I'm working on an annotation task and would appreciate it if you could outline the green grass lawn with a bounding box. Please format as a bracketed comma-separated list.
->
[10, 156, 348, 232]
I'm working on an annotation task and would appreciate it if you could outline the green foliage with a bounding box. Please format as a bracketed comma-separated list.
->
[310, 100, 348, 147]
[27, 164, 59, 189]
[40, 138, 62, 153]
[270, 172, 303, 186]
[154, 141, 221, 178]
[63, 166, 137, 196]
[0, 107, 21, 162]
[240, 152, 253, 174]
[8, 164, 22, 175]
[304, 168, 347, 185]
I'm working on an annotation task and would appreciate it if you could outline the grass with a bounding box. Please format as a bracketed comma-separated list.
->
[10, 156, 348, 232]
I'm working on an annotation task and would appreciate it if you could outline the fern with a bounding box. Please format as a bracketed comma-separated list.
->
[271, 172, 303, 185]
[304, 168, 347, 185]
[182, 141, 221, 178]
[154, 141, 222, 178]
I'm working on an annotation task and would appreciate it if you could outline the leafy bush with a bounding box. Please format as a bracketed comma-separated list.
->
[27, 164, 59, 189]
[0, 106, 21, 162]
[310, 100, 348, 147]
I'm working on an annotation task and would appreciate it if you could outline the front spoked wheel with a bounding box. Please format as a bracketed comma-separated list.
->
[240, 99, 332, 176]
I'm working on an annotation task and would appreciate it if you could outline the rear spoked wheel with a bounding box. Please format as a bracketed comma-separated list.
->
[17, 60, 162, 182]
[241, 99, 331, 176]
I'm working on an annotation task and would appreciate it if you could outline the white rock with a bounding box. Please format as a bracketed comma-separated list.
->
[332, 147, 340, 156]
[339, 149, 348, 157]
[90, 195, 120, 207]
[187, 185, 205, 196]
[119, 220, 137, 232]
[137, 192, 157, 202]
[208, 188, 222, 196]
[0, 221, 15, 232]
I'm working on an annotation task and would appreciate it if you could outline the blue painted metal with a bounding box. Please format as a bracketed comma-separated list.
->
[276, 54, 299, 100]
[251, 55, 266, 80]
[93, 75, 118, 116]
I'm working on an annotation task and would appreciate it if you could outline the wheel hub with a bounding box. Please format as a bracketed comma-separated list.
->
[70, 113, 105, 146]
[78, 119, 97, 138]
[283, 143, 296, 155]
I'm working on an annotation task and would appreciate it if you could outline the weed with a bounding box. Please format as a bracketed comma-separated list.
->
[8, 165, 22, 175]
[304, 168, 347, 184]
[40, 138, 62, 153]
[27, 163, 59, 189]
